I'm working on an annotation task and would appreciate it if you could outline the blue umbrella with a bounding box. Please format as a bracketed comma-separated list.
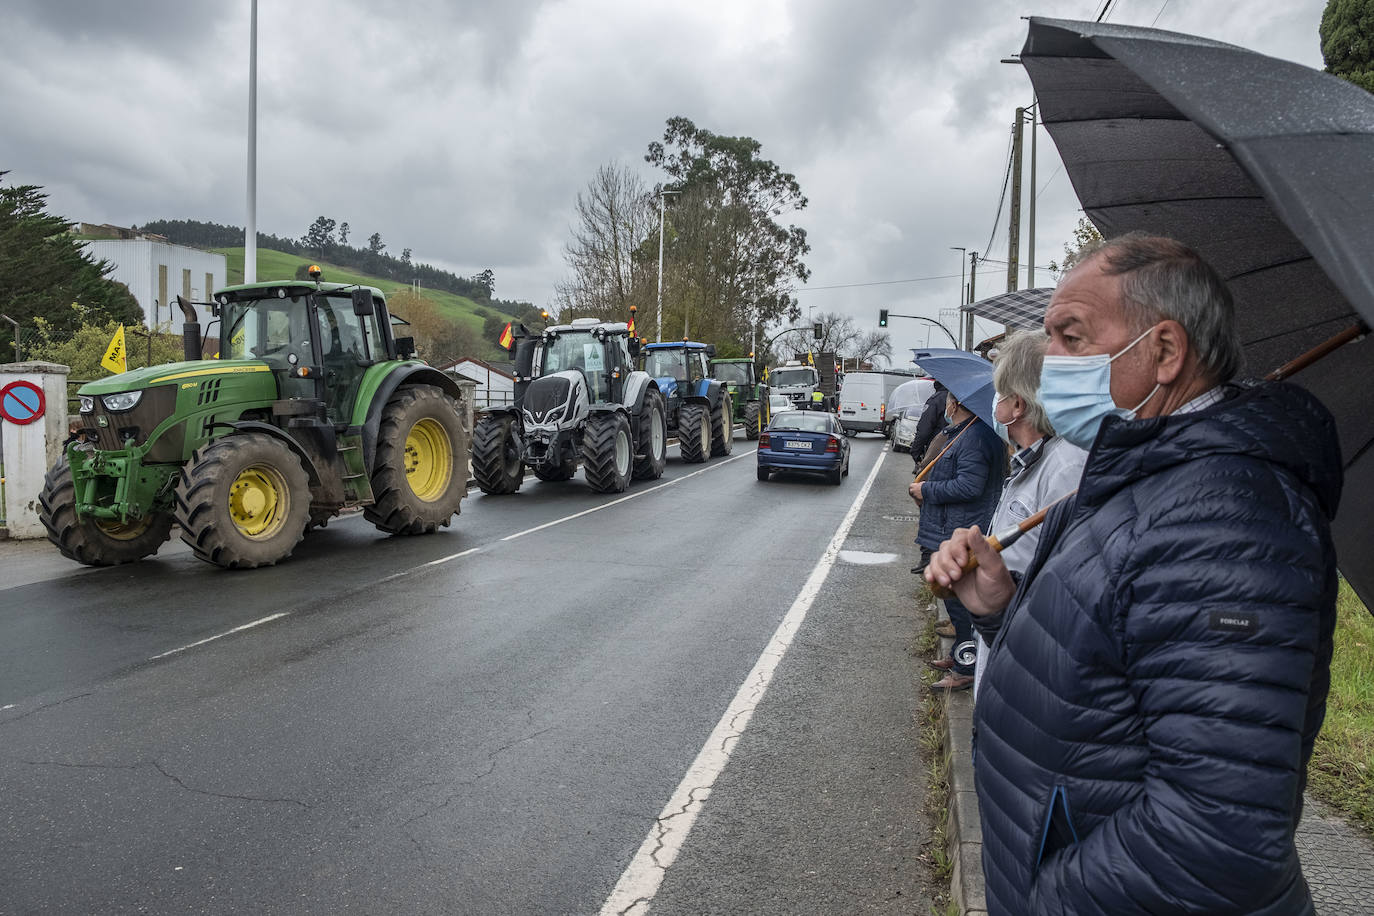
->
[910, 348, 996, 430]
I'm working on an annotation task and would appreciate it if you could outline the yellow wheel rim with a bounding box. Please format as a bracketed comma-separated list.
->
[94, 515, 153, 541]
[404, 418, 453, 502]
[228, 464, 290, 539]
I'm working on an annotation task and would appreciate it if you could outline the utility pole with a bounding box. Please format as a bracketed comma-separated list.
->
[1007, 106, 1024, 292]
[966, 252, 978, 350]
[1027, 104, 1037, 288]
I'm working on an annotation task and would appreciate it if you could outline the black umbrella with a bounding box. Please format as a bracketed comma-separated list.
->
[1020, 17, 1374, 610]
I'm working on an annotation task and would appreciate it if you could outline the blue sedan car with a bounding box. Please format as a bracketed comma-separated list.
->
[757, 411, 851, 485]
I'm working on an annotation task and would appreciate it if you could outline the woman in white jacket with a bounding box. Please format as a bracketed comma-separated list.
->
[971, 331, 1087, 699]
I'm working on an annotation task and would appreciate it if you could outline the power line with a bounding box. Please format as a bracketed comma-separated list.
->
[982, 124, 1016, 257]
[1151, 0, 1170, 27]
[795, 272, 963, 292]
[1095, 0, 1118, 22]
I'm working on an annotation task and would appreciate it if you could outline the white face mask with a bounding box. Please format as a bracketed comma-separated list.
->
[1039, 324, 1161, 451]
[992, 393, 1017, 446]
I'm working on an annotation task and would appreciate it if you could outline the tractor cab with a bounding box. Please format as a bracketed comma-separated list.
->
[216, 281, 401, 426]
[642, 341, 713, 402]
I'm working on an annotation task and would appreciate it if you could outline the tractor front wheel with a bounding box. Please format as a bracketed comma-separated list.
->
[743, 400, 761, 441]
[678, 403, 710, 463]
[365, 385, 468, 535]
[710, 390, 734, 457]
[582, 412, 633, 493]
[632, 388, 667, 480]
[472, 415, 524, 495]
[39, 457, 174, 566]
[175, 434, 311, 569]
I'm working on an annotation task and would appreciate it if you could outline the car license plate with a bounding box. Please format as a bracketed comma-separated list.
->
[841, 409, 856, 414]
[785, 440, 811, 450]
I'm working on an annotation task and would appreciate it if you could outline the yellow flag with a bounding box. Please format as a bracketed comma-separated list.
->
[102, 325, 127, 374]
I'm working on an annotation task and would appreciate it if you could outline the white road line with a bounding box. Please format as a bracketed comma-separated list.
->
[147, 613, 291, 661]
[500, 451, 753, 542]
[599, 444, 890, 916]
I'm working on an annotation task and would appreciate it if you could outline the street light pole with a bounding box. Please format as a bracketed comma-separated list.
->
[950, 245, 967, 350]
[245, 0, 258, 284]
[655, 187, 680, 343]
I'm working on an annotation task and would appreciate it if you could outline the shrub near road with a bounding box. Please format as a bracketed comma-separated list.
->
[1309, 580, 1374, 838]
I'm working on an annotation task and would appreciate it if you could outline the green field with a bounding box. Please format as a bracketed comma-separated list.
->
[1309, 580, 1374, 838]
[212, 247, 512, 360]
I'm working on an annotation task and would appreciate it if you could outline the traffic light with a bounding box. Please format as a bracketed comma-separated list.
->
[812, 322, 822, 340]
[878, 309, 888, 327]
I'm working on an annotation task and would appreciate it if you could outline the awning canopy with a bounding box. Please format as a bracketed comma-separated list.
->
[959, 287, 1053, 331]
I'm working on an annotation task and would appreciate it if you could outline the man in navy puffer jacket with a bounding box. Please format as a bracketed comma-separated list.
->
[927, 234, 1342, 915]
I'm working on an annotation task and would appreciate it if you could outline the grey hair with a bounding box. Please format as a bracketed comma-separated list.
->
[993, 330, 1054, 438]
[1077, 232, 1243, 382]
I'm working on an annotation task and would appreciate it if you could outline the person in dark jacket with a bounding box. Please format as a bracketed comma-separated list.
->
[926, 234, 1341, 915]
[910, 392, 1004, 689]
[910, 381, 947, 471]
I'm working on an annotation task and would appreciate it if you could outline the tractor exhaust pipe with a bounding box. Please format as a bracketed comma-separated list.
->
[175, 295, 201, 361]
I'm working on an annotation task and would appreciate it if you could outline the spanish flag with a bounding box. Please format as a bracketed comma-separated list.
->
[498, 322, 515, 351]
[627, 315, 635, 337]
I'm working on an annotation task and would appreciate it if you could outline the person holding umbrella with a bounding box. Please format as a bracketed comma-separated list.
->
[926, 234, 1342, 915]
[909, 352, 1004, 691]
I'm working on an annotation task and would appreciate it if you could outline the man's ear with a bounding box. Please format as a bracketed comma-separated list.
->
[1154, 319, 1191, 386]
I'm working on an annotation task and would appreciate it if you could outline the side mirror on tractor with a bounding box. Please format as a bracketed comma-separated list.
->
[351, 289, 374, 317]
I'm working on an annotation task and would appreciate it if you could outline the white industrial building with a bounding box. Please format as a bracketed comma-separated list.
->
[79, 225, 226, 331]
[441, 357, 514, 408]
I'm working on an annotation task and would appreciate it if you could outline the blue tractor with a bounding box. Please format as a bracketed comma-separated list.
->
[640, 341, 733, 462]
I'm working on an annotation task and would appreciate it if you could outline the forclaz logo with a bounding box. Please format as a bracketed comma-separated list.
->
[1209, 610, 1258, 634]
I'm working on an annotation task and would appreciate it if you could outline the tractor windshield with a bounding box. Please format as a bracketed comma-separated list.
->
[541, 331, 611, 401]
[644, 349, 688, 381]
[712, 362, 751, 386]
[221, 296, 307, 362]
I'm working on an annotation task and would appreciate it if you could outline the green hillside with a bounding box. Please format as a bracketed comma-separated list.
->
[212, 246, 510, 360]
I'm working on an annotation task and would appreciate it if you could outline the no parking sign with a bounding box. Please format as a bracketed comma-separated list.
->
[0, 380, 45, 425]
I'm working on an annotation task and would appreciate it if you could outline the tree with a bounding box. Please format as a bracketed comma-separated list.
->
[1322, 0, 1374, 93]
[368, 232, 385, 254]
[302, 215, 336, 258]
[400, 248, 412, 269]
[0, 173, 143, 354]
[475, 268, 495, 301]
[554, 163, 657, 328]
[645, 117, 810, 352]
[1046, 216, 1105, 278]
[386, 289, 479, 364]
[851, 330, 893, 367]
[339, 221, 350, 246]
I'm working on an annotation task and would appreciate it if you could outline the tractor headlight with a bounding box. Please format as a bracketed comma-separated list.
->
[79, 395, 95, 414]
[102, 391, 143, 412]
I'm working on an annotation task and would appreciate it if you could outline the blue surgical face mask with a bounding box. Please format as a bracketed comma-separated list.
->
[992, 393, 1014, 446]
[1039, 324, 1162, 451]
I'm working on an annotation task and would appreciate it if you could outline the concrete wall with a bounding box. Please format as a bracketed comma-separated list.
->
[82, 239, 226, 330]
[0, 362, 70, 539]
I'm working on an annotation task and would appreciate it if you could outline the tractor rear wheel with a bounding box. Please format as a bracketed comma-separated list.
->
[365, 385, 468, 534]
[534, 456, 576, 482]
[175, 434, 311, 568]
[743, 400, 760, 441]
[582, 412, 633, 493]
[632, 388, 667, 480]
[472, 414, 524, 495]
[710, 390, 734, 457]
[678, 403, 710, 463]
[39, 457, 174, 566]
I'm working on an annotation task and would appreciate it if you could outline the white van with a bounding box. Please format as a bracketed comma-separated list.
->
[837, 371, 918, 435]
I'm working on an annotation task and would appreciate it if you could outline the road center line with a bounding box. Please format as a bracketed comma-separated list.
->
[500, 450, 753, 543]
[599, 444, 890, 916]
[147, 612, 291, 661]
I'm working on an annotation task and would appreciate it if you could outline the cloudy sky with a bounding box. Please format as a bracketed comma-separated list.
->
[2, 0, 1331, 360]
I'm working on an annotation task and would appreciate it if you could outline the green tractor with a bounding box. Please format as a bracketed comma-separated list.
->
[709, 357, 770, 440]
[39, 275, 472, 569]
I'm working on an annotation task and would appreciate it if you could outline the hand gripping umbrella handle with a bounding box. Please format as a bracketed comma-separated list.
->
[928, 499, 1063, 600]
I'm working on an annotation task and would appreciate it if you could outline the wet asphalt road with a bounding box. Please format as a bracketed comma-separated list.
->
[0, 434, 934, 915]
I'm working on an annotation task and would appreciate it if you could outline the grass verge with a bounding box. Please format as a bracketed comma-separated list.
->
[915, 586, 959, 916]
[1308, 579, 1374, 838]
